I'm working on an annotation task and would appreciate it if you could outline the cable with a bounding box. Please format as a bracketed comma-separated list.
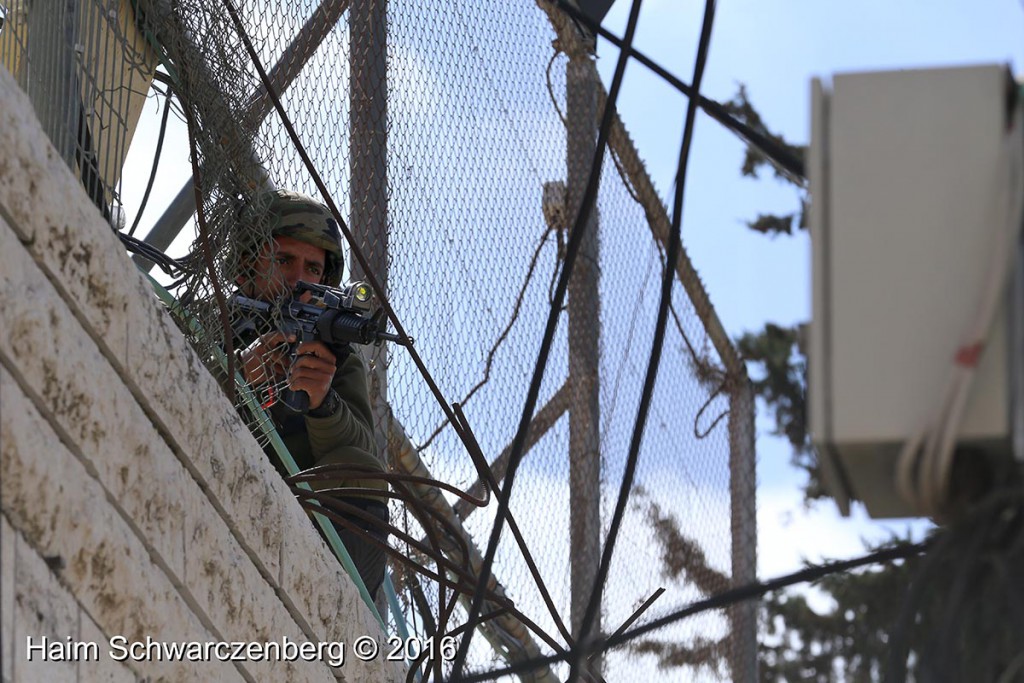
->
[599, 241, 657, 447]
[896, 104, 1024, 517]
[456, 540, 930, 683]
[128, 86, 173, 237]
[547, 0, 806, 183]
[419, 225, 558, 451]
[288, 467, 574, 659]
[118, 230, 192, 283]
[447, 0, 647, 675]
[694, 379, 728, 439]
[571, 4, 717, 680]
[75, 97, 111, 222]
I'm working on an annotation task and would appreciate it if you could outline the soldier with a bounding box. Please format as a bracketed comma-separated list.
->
[233, 189, 389, 600]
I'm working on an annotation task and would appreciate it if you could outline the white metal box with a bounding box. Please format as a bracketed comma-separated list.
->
[809, 64, 1022, 518]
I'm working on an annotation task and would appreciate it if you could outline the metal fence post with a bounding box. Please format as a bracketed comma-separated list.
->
[566, 35, 603, 674]
[350, 0, 390, 617]
[729, 378, 759, 682]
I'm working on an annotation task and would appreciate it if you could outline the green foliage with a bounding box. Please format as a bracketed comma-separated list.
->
[760, 540, 922, 682]
[629, 637, 727, 676]
[760, 500, 1024, 682]
[747, 198, 810, 237]
[727, 85, 815, 488]
[735, 323, 804, 448]
[747, 213, 795, 236]
[722, 84, 807, 184]
[735, 323, 824, 500]
[629, 489, 731, 674]
[641, 493, 729, 594]
[724, 85, 809, 237]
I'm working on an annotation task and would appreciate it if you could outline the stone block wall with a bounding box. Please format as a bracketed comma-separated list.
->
[0, 66, 403, 683]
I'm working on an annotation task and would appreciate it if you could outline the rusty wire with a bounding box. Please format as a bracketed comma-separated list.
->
[419, 222, 559, 452]
[288, 466, 571, 660]
[293, 465, 683, 683]
[293, 457, 577, 651]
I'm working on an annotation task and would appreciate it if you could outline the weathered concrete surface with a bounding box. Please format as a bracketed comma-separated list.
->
[2, 515, 147, 683]
[2, 516, 16, 683]
[1, 369, 246, 682]
[0, 56, 291, 585]
[10, 522, 79, 683]
[0, 61, 404, 683]
[0, 224, 340, 682]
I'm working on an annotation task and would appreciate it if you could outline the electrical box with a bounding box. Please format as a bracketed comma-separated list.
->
[809, 64, 1024, 518]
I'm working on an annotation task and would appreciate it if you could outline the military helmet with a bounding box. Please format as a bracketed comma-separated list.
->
[264, 189, 344, 286]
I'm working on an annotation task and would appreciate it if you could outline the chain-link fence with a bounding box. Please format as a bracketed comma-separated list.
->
[2, 0, 757, 680]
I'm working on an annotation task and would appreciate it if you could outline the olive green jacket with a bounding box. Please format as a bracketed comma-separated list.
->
[268, 349, 387, 500]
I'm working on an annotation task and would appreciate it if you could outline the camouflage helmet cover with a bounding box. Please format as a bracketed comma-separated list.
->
[264, 189, 344, 286]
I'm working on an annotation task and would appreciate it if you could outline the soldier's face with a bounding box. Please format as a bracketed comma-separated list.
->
[244, 235, 326, 301]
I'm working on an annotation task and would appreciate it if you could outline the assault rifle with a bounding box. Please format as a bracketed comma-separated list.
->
[229, 280, 405, 412]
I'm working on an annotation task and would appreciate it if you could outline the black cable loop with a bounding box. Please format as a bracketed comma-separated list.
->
[418, 224, 558, 452]
[293, 480, 570, 659]
[694, 378, 729, 440]
[293, 465, 575, 658]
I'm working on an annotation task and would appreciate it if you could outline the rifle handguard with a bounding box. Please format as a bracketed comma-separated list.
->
[230, 281, 405, 414]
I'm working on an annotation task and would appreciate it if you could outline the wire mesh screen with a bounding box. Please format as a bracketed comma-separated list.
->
[8, 0, 756, 679]
[0, 0, 157, 226]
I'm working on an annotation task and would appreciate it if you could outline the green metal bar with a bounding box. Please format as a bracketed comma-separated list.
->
[384, 569, 420, 682]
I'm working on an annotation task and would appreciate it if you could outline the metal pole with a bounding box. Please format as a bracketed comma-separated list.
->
[349, 0, 388, 459]
[728, 380, 759, 682]
[349, 0, 389, 614]
[565, 33, 603, 674]
[539, 6, 758, 676]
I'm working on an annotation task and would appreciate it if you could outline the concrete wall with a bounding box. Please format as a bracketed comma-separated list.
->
[0, 66, 403, 682]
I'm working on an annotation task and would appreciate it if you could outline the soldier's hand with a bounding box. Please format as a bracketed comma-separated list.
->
[288, 341, 337, 410]
[239, 332, 295, 385]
